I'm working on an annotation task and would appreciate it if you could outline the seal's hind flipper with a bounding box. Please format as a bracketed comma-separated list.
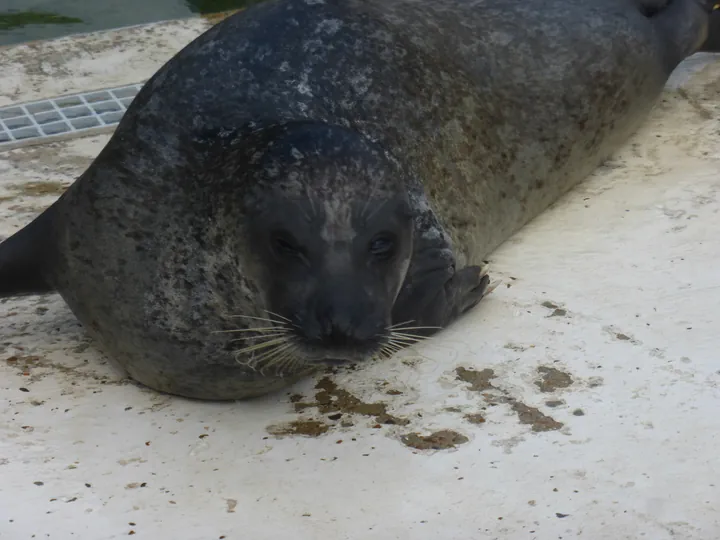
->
[0, 202, 58, 298]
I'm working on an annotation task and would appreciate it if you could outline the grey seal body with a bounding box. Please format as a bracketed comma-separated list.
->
[0, 0, 713, 399]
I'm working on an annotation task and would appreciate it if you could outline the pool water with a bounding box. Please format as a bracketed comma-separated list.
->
[0, 0, 263, 47]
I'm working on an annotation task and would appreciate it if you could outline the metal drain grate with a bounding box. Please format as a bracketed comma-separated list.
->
[0, 82, 146, 150]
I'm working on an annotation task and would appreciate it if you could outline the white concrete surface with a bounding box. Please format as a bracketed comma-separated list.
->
[1, 19, 720, 540]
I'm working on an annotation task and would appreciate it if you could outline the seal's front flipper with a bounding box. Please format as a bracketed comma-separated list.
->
[0, 202, 58, 298]
[391, 258, 491, 339]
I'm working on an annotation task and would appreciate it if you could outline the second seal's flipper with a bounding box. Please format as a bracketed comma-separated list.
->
[0, 201, 59, 298]
[697, 4, 720, 51]
[644, 0, 714, 69]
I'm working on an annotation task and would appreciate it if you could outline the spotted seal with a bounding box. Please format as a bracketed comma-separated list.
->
[0, 0, 716, 400]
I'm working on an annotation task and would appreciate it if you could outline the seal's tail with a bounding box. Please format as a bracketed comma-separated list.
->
[0, 202, 58, 298]
[698, 4, 720, 51]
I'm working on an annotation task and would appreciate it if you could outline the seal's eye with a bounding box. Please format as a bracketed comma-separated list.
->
[369, 233, 396, 260]
[271, 231, 302, 258]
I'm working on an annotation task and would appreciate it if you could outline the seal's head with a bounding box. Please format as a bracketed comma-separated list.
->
[242, 122, 414, 366]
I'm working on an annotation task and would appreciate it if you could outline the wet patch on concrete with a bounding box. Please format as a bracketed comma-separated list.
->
[504, 342, 535, 352]
[7, 181, 69, 196]
[4, 351, 129, 387]
[400, 430, 469, 450]
[535, 366, 574, 393]
[201, 9, 244, 25]
[604, 325, 642, 345]
[541, 300, 568, 318]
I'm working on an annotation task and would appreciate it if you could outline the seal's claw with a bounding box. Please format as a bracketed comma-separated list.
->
[454, 265, 491, 314]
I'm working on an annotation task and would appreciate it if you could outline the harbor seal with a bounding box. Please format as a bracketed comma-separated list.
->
[0, 0, 716, 400]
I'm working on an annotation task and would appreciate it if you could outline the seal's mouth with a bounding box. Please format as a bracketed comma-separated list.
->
[295, 338, 385, 366]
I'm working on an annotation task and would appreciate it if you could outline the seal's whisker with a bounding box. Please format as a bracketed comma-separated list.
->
[251, 339, 296, 362]
[384, 339, 408, 350]
[233, 337, 292, 355]
[264, 310, 292, 323]
[270, 348, 300, 375]
[251, 342, 297, 372]
[264, 352, 292, 373]
[262, 343, 295, 366]
[213, 326, 289, 334]
[389, 330, 432, 340]
[229, 332, 292, 343]
[265, 310, 302, 330]
[386, 338, 435, 363]
[389, 326, 441, 332]
[376, 346, 395, 360]
[229, 314, 289, 325]
[387, 340, 422, 350]
[383, 345, 404, 356]
[389, 333, 432, 343]
[387, 320, 416, 330]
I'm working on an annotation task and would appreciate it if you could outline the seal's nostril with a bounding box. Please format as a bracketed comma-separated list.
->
[322, 326, 356, 347]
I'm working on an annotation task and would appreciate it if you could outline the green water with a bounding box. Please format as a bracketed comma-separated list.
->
[0, 0, 260, 47]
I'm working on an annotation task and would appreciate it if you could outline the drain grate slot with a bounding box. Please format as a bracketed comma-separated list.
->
[0, 82, 146, 150]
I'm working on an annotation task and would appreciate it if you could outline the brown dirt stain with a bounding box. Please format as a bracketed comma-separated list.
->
[292, 377, 409, 426]
[401, 430, 469, 450]
[455, 367, 496, 391]
[456, 366, 563, 433]
[464, 413, 486, 425]
[267, 420, 330, 438]
[511, 402, 563, 432]
[535, 366, 573, 393]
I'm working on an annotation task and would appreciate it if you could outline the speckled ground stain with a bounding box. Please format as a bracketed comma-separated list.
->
[455, 366, 564, 432]
[401, 430, 469, 450]
[4, 353, 129, 386]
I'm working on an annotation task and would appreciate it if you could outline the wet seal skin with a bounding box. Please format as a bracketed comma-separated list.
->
[0, 0, 715, 400]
